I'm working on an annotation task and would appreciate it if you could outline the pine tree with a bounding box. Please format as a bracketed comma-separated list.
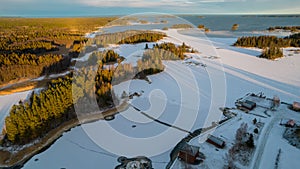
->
[246, 134, 255, 148]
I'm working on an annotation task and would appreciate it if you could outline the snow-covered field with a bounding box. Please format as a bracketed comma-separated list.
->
[0, 28, 296, 169]
[0, 90, 33, 130]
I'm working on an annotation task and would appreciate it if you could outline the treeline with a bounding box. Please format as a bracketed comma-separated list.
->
[0, 53, 63, 66]
[135, 42, 194, 78]
[170, 24, 193, 29]
[88, 50, 120, 64]
[0, 41, 58, 54]
[234, 33, 300, 48]
[118, 32, 166, 44]
[88, 30, 166, 47]
[2, 76, 74, 144]
[0, 54, 71, 85]
[152, 42, 194, 60]
[267, 26, 300, 32]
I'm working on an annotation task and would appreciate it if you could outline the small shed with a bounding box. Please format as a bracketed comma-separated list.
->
[178, 143, 200, 164]
[241, 100, 256, 111]
[273, 96, 280, 108]
[286, 119, 296, 127]
[206, 135, 226, 148]
[292, 102, 300, 111]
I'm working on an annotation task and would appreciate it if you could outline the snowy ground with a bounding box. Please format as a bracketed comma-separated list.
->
[0, 91, 33, 130]
[0, 28, 296, 169]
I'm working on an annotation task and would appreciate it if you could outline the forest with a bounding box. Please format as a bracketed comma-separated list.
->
[88, 30, 166, 47]
[118, 32, 166, 44]
[0, 53, 71, 84]
[234, 33, 300, 60]
[3, 76, 74, 144]
[233, 33, 300, 48]
[0, 18, 114, 85]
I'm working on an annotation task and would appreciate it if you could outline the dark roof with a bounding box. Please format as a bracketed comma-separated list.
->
[242, 100, 256, 109]
[245, 100, 256, 106]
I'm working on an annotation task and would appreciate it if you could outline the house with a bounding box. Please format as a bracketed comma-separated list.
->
[206, 135, 226, 148]
[292, 102, 300, 111]
[286, 119, 296, 127]
[178, 143, 201, 164]
[241, 100, 256, 111]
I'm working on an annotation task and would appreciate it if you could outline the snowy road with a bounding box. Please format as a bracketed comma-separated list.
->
[251, 115, 279, 169]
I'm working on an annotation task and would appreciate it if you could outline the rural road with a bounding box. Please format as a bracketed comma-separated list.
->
[251, 114, 280, 169]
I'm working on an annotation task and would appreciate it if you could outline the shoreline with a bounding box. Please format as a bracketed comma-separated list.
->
[0, 101, 129, 169]
[0, 85, 36, 96]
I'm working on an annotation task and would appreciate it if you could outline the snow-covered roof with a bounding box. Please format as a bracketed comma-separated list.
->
[207, 135, 225, 146]
[180, 143, 199, 156]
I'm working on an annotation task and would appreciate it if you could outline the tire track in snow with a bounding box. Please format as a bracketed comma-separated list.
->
[130, 104, 192, 134]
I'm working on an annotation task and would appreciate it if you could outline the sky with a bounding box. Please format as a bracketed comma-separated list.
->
[0, 0, 299, 17]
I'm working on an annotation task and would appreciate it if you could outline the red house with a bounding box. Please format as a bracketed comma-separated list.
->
[178, 143, 200, 164]
[206, 135, 226, 149]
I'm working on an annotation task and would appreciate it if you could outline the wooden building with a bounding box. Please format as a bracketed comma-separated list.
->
[178, 143, 200, 164]
[206, 135, 226, 149]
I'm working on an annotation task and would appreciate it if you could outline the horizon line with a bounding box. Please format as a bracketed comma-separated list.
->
[1, 13, 300, 18]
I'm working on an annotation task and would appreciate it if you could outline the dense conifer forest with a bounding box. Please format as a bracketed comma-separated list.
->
[118, 32, 166, 44]
[234, 33, 300, 59]
[233, 33, 300, 48]
[0, 18, 114, 85]
[88, 30, 166, 47]
[3, 76, 74, 144]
